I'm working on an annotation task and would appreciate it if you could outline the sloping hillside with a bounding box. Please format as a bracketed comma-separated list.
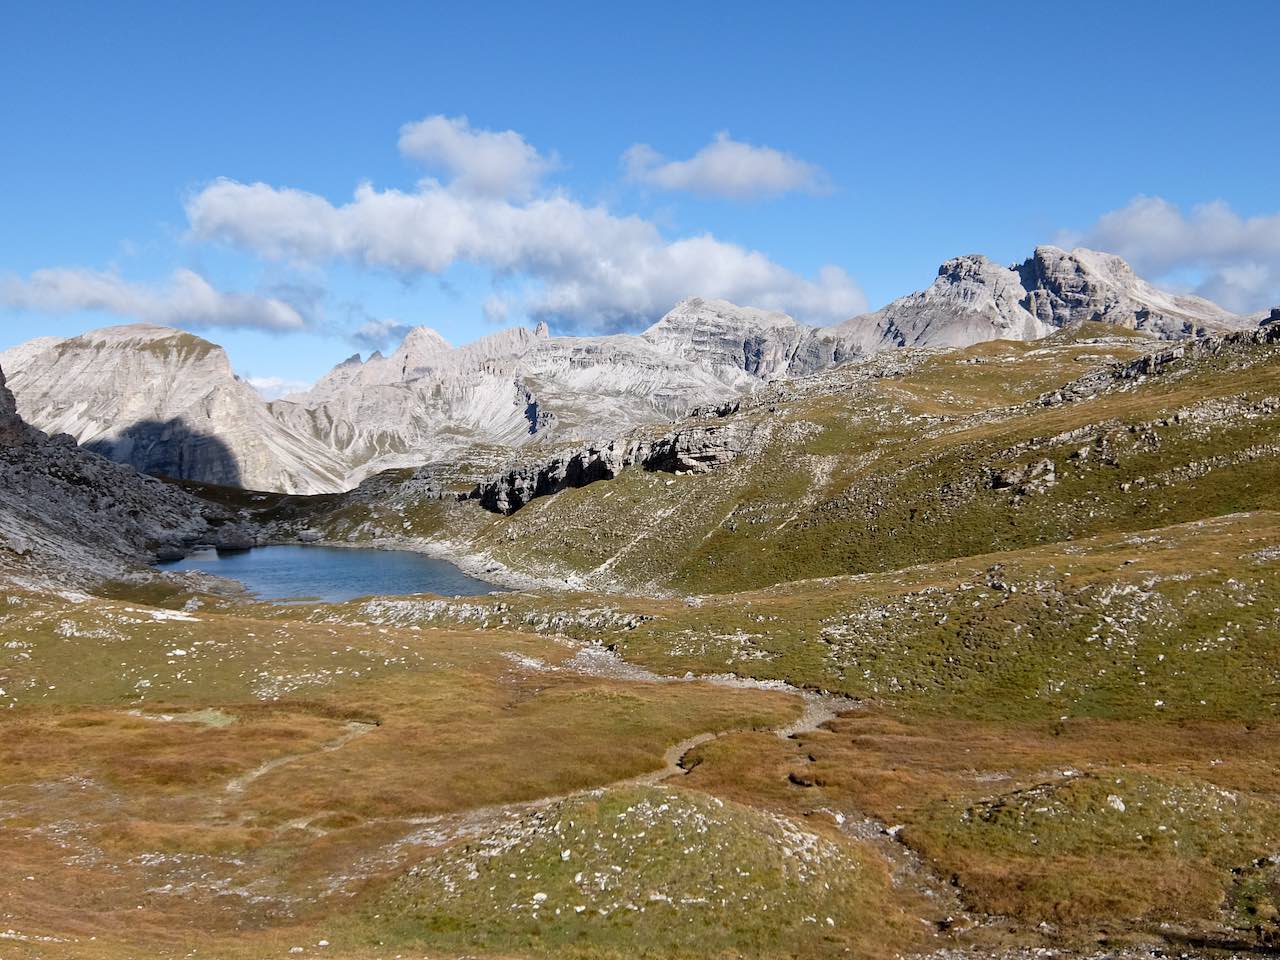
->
[306, 322, 1280, 596]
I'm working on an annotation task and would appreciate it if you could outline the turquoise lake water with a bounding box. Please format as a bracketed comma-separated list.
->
[159, 544, 500, 603]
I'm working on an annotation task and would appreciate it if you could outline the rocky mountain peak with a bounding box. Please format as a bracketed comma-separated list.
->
[647, 297, 799, 335]
[80, 323, 231, 364]
[1, 243, 1259, 497]
[397, 326, 451, 352]
[392, 327, 453, 374]
[1016, 245, 1242, 337]
[845, 253, 1048, 350]
[641, 297, 804, 380]
[937, 252, 1017, 284]
[1, 325, 347, 494]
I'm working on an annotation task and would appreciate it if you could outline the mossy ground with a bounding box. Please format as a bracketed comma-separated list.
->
[908, 770, 1280, 924]
[370, 786, 908, 959]
[305, 510, 1280, 724]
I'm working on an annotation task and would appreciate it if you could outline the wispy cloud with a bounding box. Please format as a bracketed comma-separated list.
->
[0, 267, 307, 331]
[186, 119, 864, 330]
[245, 375, 312, 399]
[623, 132, 827, 200]
[1062, 196, 1280, 314]
[350, 318, 413, 352]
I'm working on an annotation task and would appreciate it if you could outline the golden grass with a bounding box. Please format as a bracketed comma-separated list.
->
[0, 590, 804, 957]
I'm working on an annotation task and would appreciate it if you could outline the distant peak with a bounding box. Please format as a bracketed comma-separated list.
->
[1028, 244, 1135, 278]
[534, 320, 551, 338]
[1030, 243, 1068, 258]
[400, 326, 451, 350]
[645, 297, 798, 337]
[81, 322, 207, 343]
[70, 324, 226, 365]
[937, 254, 1010, 282]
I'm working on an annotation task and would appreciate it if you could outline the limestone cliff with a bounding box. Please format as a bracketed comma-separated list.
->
[1, 325, 347, 494]
[0, 364, 248, 583]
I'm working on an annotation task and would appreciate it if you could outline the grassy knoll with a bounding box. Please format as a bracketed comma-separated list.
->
[368, 786, 910, 959]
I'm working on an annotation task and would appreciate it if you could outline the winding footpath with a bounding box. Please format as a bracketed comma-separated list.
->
[306, 644, 866, 892]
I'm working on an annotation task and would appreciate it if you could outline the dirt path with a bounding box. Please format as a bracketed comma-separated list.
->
[224, 720, 377, 795]
[309, 645, 861, 890]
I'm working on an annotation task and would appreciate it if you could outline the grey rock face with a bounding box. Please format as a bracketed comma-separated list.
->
[0, 365, 18, 432]
[1, 325, 347, 495]
[639, 296, 874, 380]
[0, 363, 247, 583]
[1017, 246, 1245, 338]
[843, 254, 1051, 350]
[470, 422, 750, 514]
[640, 297, 808, 379]
[274, 319, 763, 490]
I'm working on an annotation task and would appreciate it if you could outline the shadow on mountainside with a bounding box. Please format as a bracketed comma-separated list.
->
[85, 418, 244, 488]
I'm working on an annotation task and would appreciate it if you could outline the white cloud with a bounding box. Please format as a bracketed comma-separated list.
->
[1065, 196, 1280, 314]
[398, 114, 554, 199]
[186, 122, 865, 331]
[246, 375, 312, 399]
[481, 295, 510, 325]
[0, 267, 306, 331]
[623, 132, 826, 200]
[351, 318, 413, 352]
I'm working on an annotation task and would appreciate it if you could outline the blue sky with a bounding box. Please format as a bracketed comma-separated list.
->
[2, 0, 1278, 391]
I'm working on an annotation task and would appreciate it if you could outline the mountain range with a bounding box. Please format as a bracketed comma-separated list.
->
[5, 236, 1280, 959]
[1, 245, 1265, 494]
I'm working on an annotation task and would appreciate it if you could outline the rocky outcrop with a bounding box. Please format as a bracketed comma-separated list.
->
[0, 363, 42, 455]
[988, 458, 1057, 495]
[470, 422, 750, 514]
[0, 365, 18, 433]
[0, 364, 252, 583]
[1112, 320, 1280, 378]
[1039, 322, 1280, 407]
